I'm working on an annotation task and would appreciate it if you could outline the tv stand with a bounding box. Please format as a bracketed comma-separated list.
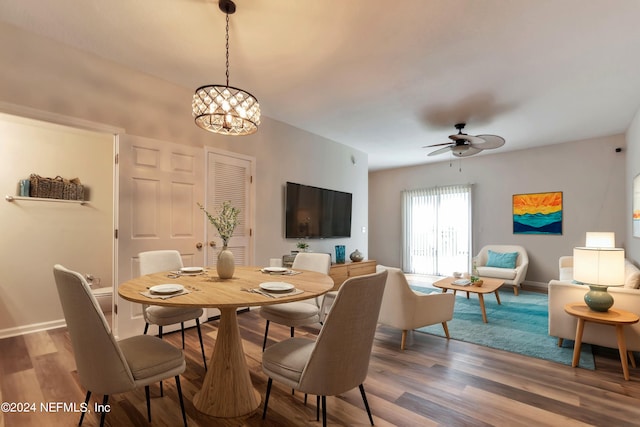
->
[329, 260, 377, 291]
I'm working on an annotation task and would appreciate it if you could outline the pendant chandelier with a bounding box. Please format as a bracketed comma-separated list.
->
[192, 0, 260, 136]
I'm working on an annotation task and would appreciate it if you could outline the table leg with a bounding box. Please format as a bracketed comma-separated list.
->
[478, 294, 488, 323]
[494, 291, 501, 305]
[615, 325, 631, 380]
[572, 318, 585, 368]
[193, 308, 261, 417]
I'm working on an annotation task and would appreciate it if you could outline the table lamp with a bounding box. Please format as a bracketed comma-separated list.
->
[585, 232, 615, 248]
[573, 247, 624, 312]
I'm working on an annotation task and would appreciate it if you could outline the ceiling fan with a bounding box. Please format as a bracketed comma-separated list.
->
[424, 123, 505, 157]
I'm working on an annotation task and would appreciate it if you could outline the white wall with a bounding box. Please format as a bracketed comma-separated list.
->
[369, 135, 626, 285]
[0, 23, 368, 335]
[0, 114, 113, 335]
[626, 110, 640, 263]
[250, 118, 368, 263]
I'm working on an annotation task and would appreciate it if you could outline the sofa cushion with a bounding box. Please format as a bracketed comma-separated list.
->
[624, 260, 640, 289]
[559, 267, 573, 282]
[477, 266, 517, 280]
[486, 250, 519, 269]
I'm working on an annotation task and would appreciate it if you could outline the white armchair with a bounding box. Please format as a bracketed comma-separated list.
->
[377, 265, 455, 350]
[474, 245, 529, 296]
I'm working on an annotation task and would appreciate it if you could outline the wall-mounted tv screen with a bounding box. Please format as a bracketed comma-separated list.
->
[285, 182, 352, 239]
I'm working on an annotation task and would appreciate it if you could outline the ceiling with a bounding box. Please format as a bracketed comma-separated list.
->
[3, 0, 640, 170]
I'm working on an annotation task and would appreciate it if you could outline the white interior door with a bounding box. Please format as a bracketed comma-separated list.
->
[205, 148, 255, 318]
[116, 135, 205, 339]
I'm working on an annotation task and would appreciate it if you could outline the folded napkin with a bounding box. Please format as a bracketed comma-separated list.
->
[140, 289, 192, 299]
[260, 269, 303, 276]
[252, 288, 304, 298]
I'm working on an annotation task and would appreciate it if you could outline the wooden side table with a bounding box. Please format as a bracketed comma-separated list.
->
[564, 302, 640, 380]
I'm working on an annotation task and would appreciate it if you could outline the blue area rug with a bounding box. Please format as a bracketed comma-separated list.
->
[411, 286, 595, 369]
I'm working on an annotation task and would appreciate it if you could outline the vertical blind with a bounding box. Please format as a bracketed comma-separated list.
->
[402, 184, 472, 275]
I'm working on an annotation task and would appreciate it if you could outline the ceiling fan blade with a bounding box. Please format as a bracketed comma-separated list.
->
[474, 134, 505, 150]
[450, 134, 485, 145]
[452, 146, 483, 158]
[422, 142, 454, 148]
[428, 146, 454, 156]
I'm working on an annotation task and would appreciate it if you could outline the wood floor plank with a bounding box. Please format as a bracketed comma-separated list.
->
[22, 331, 57, 358]
[0, 335, 32, 375]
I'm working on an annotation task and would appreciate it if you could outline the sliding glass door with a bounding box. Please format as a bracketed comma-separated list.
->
[402, 184, 472, 275]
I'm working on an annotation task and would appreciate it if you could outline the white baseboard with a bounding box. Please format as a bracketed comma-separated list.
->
[0, 319, 66, 339]
[523, 280, 548, 292]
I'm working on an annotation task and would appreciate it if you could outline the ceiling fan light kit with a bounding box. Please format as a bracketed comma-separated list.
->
[424, 123, 505, 158]
[192, 0, 261, 136]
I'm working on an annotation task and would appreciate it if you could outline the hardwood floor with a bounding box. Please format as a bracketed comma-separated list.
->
[2, 309, 640, 426]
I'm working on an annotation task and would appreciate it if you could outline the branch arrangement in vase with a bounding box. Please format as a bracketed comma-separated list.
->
[198, 201, 240, 248]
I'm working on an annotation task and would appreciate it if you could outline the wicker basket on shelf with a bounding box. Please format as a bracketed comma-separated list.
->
[29, 174, 84, 200]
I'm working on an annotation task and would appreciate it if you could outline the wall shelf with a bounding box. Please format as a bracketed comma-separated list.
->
[5, 195, 88, 205]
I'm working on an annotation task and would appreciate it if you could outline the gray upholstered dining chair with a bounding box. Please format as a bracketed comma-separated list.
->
[262, 269, 387, 427]
[259, 252, 331, 351]
[53, 264, 188, 427]
[138, 250, 207, 370]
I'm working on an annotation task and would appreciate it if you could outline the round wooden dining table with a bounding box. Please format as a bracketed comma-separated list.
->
[117, 265, 333, 418]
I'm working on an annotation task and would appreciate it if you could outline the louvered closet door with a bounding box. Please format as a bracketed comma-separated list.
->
[205, 148, 254, 269]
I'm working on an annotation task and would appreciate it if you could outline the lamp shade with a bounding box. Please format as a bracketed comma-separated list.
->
[585, 232, 615, 248]
[573, 247, 624, 286]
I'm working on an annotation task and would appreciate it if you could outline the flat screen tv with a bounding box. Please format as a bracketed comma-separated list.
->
[285, 182, 352, 239]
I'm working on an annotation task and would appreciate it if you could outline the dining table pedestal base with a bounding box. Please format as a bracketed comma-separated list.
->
[193, 308, 261, 417]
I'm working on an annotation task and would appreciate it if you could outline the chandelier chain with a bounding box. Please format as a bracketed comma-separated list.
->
[225, 13, 230, 87]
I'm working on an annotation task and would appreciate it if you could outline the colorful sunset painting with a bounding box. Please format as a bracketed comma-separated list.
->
[513, 192, 563, 235]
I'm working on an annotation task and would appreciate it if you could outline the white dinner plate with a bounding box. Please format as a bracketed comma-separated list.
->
[149, 284, 184, 294]
[453, 279, 471, 286]
[259, 282, 295, 293]
[262, 267, 288, 273]
[180, 267, 203, 274]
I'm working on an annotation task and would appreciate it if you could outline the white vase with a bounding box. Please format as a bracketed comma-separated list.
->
[217, 246, 235, 279]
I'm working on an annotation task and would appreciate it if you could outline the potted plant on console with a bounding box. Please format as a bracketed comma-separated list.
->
[296, 239, 310, 253]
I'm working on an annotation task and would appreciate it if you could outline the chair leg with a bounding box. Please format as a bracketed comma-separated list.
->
[442, 322, 450, 339]
[181, 322, 186, 349]
[175, 375, 188, 427]
[359, 384, 374, 426]
[99, 395, 109, 427]
[321, 395, 327, 427]
[291, 326, 295, 337]
[262, 320, 270, 351]
[401, 330, 407, 350]
[262, 378, 273, 419]
[196, 318, 207, 371]
[513, 285, 519, 296]
[158, 326, 164, 397]
[316, 395, 320, 421]
[78, 390, 91, 426]
[145, 385, 151, 422]
[143, 323, 149, 335]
